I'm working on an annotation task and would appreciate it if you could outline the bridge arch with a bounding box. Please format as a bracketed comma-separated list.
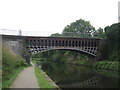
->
[30, 48, 97, 57]
[26, 37, 100, 57]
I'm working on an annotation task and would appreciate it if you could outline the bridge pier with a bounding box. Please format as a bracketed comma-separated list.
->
[24, 55, 30, 64]
[97, 39, 108, 60]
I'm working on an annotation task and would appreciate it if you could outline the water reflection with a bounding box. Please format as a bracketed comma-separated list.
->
[37, 61, 119, 88]
[93, 68, 120, 79]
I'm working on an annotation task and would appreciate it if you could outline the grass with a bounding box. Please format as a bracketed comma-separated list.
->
[34, 66, 57, 88]
[2, 66, 25, 88]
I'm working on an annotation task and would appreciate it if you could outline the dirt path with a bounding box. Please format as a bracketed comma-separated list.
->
[11, 65, 39, 88]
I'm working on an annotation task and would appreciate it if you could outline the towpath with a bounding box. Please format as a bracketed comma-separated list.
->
[11, 65, 39, 88]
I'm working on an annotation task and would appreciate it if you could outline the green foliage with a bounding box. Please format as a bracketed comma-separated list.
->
[93, 27, 106, 38]
[51, 33, 62, 37]
[76, 60, 90, 66]
[50, 51, 61, 62]
[2, 66, 25, 88]
[62, 19, 95, 37]
[93, 61, 120, 71]
[92, 22, 120, 62]
[2, 46, 28, 88]
[105, 22, 120, 61]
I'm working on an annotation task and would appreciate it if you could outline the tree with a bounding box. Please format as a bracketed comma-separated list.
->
[62, 19, 95, 37]
[93, 27, 105, 38]
[105, 22, 120, 61]
[51, 33, 62, 37]
[38, 19, 98, 63]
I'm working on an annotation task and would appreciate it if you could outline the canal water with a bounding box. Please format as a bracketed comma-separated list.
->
[37, 61, 119, 88]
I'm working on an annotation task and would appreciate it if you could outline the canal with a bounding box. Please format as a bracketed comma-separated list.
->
[37, 61, 119, 88]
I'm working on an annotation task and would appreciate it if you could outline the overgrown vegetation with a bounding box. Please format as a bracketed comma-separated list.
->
[2, 46, 28, 88]
[93, 23, 120, 70]
[105, 23, 120, 61]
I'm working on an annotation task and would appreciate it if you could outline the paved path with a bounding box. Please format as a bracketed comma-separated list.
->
[11, 66, 39, 88]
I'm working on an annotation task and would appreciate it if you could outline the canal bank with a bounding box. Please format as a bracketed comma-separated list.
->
[33, 57, 120, 72]
[34, 66, 60, 89]
[33, 61, 60, 89]
[37, 61, 119, 88]
[10, 61, 60, 89]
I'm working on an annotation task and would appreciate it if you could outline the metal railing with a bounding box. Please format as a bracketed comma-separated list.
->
[0, 28, 22, 36]
[0, 28, 101, 38]
[0, 28, 57, 36]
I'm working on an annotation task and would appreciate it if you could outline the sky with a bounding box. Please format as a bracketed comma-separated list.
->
[118, 1, 120, 22]
[0, 0, 119, 36]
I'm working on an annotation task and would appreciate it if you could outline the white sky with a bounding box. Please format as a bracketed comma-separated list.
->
[0, 0, 119, 36]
